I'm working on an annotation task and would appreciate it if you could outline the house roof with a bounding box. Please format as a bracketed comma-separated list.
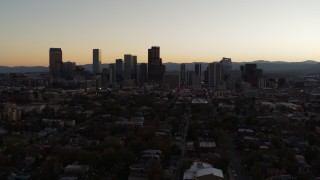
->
[183, 161, 224, 180]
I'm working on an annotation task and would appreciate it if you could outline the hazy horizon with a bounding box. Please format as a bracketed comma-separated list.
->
[1, 0, 320, 66]
[1, 59, 320, 68]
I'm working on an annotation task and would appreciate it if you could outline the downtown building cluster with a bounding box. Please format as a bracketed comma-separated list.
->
[49, 46, 270, 91]
[49, 46, 165, 89]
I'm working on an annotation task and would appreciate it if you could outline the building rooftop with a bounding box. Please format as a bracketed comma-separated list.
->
[183, 161, 224, 180]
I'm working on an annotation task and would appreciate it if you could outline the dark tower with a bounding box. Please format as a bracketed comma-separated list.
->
[115, 59, 123, 83]
[148, 46, 165, 82]
[195, 63, 202, 77]
[49, 48, 63, 77]
[140, 63, 148, 84]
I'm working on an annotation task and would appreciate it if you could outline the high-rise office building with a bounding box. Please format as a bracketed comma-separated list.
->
[115, 59, 123, 83]
[187, 71, 194, 87]
[228, 70, 241, 90]
[220, 57, 232, 71]
[139, 63, 148, 84]
[203, 67, 209, 85]
[102, 68, 109, 85]
[132, 56, 137, 83]
[208, 62, 222, 87]
[64, 61, 76, 79]
[220, 57, 232, 81]
[180, 63, 186, 83]
[93, 49, 101, 74]
[124, 55, 132, 81]
[163, 72, 180, 90]
[109, 64, 115, 84]
[240, 63, 263, 88]
[49, 48, 63, 77]
[148, 46, 165, 82]
[195, 63, 202, 77]
[123, 54, 137, 82]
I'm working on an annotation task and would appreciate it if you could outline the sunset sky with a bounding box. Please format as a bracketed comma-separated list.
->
[1, 0, 320, 66]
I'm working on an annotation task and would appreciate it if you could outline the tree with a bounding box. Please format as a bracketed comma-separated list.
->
[38, 158, 62, 180]
[306, 132, 320, 146]
[187, 120, 203, 141]
[0, 136, 3, 147]
[100, 147, 117, 170]
[250, 165, 263, 180]
[215, 156, 229, 173]
[41, 106, 55, 119]
[128, 138, 146, 155]
[76, 150, 99, 168]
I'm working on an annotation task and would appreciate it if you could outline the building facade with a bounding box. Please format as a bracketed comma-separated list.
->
[139, 63, 148, 85]
[208, 62, 222, 87]
[115, 59, 123, 83]
[163, 72, 180, 90]
[148, 46, 165, 82]
[93, 49, 101, 74]
[195, 63, 202, 77]
[49, 48, 63, 77]
[180, 63, 186, 83]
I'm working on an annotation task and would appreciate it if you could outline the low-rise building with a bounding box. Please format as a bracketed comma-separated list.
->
[183, 161, 224, 180]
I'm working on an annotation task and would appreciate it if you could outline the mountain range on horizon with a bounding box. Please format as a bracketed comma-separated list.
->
[0, 60, 319, 74]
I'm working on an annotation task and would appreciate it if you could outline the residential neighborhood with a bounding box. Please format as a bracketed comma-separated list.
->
[1, 65, 320, 180]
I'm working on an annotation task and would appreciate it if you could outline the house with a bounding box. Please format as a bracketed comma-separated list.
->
[183, 161, 224, 180]
[116, 117, 144, 127]
[238, 128, 255, 136]
[295, 155, 311, 173]
[129, 159, 161, 180]
[198, 141, 216, 152]
[0, 103, 22, 122]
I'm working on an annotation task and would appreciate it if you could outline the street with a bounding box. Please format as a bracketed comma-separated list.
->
[225, 133, 250, 180]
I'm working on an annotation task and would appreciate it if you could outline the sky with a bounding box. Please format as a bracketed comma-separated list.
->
[1, 0, 320, 66]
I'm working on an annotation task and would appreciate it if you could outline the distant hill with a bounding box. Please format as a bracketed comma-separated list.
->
[0, 66, 48, 73]
[164, 61, 320, 74]
[0, 61, 319, 74]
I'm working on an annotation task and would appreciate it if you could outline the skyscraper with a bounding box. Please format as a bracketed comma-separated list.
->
[139, 63, 148, 84]
[123, 54, 137, 82]
[163, 72, 180, 90]
[148, 46, 165, 82]
[132, 56, 137, 83]
[240, 64, 263, 88]
[208, 62, 222, 87]
[220, 57, 232, 81]
[49, 48, 63, 77]
[64, 61, 76, 80]
[194, 63, 202, 87]
[115, 59, 123, 83]
[187, 71, 194, 87]
[220, 57, 232, 71]
[109, 64, 115, 84]
[93, 49, 101, 74]
[180, 63, 186, 83]
[228, 70, 241, 90]
[124, 54, 132, 81]
[195, 63, 202, 77]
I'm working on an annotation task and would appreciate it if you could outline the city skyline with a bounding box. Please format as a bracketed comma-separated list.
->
[1, 0, 320, 66]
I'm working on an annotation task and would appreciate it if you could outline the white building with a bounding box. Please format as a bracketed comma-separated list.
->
[183, 161, 224, 180]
